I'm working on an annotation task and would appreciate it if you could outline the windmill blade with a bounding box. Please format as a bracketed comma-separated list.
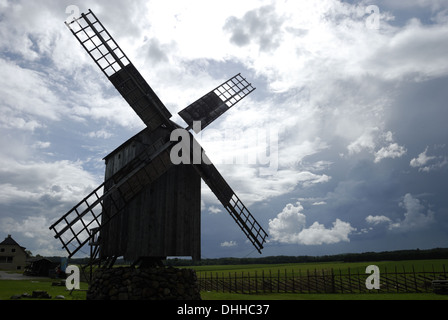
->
[179, 74, 256, 133]
[191, 141, 268, 253]
[49, 137, 175, 258]
[66, 9, 172, 132]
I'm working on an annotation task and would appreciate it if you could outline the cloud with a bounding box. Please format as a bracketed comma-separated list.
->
[208, 206, 222, 214]
[224, 5, 285, 52]
[87, 130, 114, 140]
[410, 147, 448, 172]
[374, 143, 407, 163]
[0, 158, 100, 207]
[346, 129, 407, 163]
[366, 215, 392, 225]
[347, 128, 379, 155]
[366, 194, 435, 231]
[221, 241, 237, 248]
[268, 202, 355, 245]
[0, 216, 63, 256]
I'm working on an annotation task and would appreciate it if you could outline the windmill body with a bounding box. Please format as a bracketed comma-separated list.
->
[101, 127, 201, 261]
[50, 10, 268, 266]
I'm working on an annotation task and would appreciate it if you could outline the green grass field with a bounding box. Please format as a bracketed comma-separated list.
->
[189, 259, 448, 275]
[0, 278, 88, 300]
[1, 259, 447, 300]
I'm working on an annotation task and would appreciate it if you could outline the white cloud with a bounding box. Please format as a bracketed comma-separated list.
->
[366, 194, 435, 231]
[0, 158, 100, 206]
[0, 216, 63, 256]
[297, 219, 355, 246]
[410, 147, 436, 167]
[221, 241, 237, 248]
[33, 141, 51, 149]
[410, 147, 448, 172]
[0, 58, 65, 122]
[87, 130, 114, 140]
[208, 206, 222, 215]
[268, 202, 355, 245]
[347, 128, 379, 155]
[366, 215, 392, 225]
[394, 193, 435, 230]
[346, 129, 407, 163]
[374, 143, 407, 163]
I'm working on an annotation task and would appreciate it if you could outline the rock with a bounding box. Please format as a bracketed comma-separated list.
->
[118, 292, 129, 300]
[55, 295, 65, 300]
[32, 290, 51, 299]
[10, 295, 22, 300]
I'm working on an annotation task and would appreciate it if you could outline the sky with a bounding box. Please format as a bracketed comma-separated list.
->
[0, 0, 447, 259]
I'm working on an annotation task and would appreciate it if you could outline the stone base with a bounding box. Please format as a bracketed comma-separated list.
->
[87, 266, 201, 300]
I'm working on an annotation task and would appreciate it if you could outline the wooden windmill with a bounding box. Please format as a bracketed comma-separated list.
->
[49, 10, 268, 267]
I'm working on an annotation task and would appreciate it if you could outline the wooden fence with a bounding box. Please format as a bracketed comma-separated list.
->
[197, 266, 448, 294]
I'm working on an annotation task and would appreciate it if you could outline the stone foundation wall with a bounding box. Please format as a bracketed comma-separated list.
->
[87, 267, 201, 300]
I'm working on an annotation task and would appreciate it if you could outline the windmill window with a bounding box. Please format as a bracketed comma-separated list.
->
[11, 248, 16, 253]
[0, 248, 4, 252]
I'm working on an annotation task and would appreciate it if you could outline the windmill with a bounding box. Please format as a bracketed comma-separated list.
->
[49, 10, 268, 267]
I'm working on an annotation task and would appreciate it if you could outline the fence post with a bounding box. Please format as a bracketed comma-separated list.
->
[412, 265, 418, 293]
[347, 267, 351, 294]
[262, 270, 265, 294]
[277, 269, 280, 293]
[339, 269, 343, 293]
[292, 269, 295, 293]
[395, 266, 399, 293]
[322, 269, 326, 293]
[402, 266, 408, 293]
[330, 268, 334, 293]
[307, 269, 310, 293]
[234, 272, 237, 294]
[357, 268, 361, 293]
[256, 270, 259, 293]
[285, 269, 287, 293]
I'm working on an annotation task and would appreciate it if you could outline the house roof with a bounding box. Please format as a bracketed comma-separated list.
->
[0, 234, 21, 246]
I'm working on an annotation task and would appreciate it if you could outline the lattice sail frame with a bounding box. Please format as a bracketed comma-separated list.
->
[66, 10, 172, 131]
[179, 74, 255, 133]
[50, 138, 173, 258]
[66, 11, 130, 77]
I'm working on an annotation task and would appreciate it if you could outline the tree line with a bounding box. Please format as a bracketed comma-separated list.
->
[165, 247, 448, 266]
[40, 247, 448, 266]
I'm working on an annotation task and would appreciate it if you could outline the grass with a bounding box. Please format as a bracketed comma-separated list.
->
[200, 291, 448, 300]
[1, 259, 447, 300]
[0, 278, 88, 300]
[1, 278, 447, 300]
[189, 259, 448, 276]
